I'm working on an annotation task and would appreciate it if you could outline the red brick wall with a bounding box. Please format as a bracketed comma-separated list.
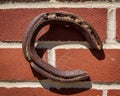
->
[0, 1, 120, 96]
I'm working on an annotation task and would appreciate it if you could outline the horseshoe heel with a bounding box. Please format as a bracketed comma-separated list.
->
[22, 12, 103, 82]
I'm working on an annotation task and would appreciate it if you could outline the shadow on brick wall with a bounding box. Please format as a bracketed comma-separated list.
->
[30, 24, 105, 95]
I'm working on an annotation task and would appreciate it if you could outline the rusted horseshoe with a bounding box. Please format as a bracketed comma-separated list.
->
[22, 12, 103, 82]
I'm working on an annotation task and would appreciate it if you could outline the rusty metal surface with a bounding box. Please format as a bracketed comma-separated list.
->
[22, 12, 103, 82]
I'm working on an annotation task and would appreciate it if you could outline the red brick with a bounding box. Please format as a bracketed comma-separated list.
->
[116, 8, 120, 41]
[0, 88, 102, 96]
[56, 49, 120, 82]
[0, 48, 48, 81]
[108, 90, 120, 96]
[0, 8, 107, 42]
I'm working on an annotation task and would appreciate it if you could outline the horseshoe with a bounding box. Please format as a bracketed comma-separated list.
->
[22, 12, 103, 82]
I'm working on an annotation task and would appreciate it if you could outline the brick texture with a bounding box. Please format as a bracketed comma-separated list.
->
[2, 48, 120, 82]
[56, 49, 120, 82]
[0, 2, 120, 96]
[108, 90, 120, 96]
[0, 8, 107, 42]
[116, 8, 120, 41]
[0, 49, 120, 82]
[0, 48, 47, 81]
[0, 88, 102, 96]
